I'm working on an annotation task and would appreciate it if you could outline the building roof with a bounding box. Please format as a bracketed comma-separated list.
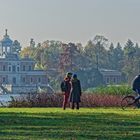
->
[99, 69, 121, 76]
[0, 54, 35, 62]
[1, 29, 13, 47]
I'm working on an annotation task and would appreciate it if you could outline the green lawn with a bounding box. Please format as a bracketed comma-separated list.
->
[0, 108, 140, 140]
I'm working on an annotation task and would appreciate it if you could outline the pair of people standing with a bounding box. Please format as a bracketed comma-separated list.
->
[61, 72, 82, 110]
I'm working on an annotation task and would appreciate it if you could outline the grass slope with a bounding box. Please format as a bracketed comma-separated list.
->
[0, 108, 140, 140]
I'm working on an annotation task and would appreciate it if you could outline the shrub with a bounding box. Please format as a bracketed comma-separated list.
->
[8, 93, 63, 107]
[8, 92, 123, 108]
[81, 94, 122, 107]
[85, 85, 133, 95]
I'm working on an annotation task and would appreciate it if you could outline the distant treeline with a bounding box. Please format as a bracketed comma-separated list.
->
[20, 35, 140, 90]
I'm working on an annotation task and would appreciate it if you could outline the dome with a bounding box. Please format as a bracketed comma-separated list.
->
[1, 36, 13, 46]
[1, 29, 13, 47]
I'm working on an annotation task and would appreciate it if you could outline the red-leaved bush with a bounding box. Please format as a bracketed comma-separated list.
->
[8, 93, 122, 107]
[81, 93, 122, 107]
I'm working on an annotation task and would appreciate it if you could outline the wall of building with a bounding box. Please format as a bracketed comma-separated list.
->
[12, 85, 38, 94]
[103, 75, 121, 85]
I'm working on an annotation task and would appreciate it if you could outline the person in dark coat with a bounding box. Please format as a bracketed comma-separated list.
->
[131, 74, 140, 108]
[132, 74, 140, 94]
[69, 74, 82, 110]
[61, 72, 72, 110]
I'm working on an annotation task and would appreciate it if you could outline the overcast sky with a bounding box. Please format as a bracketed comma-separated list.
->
[0, 0, 140, 47]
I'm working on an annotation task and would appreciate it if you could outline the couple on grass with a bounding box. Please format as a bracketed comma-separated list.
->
[61, 72, 82, 110]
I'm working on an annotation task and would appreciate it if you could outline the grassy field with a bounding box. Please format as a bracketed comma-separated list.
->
[0, 108, 140, 140]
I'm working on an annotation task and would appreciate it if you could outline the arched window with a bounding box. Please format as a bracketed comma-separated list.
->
[3, 77, 6, 83]
[38, 77, 41, 83]
[9, 67, 11, 71]
[12, 65, 16, 72]
[29, 66, 32, 71]
[31, 77, 33, 83]
[17, 67, 19, 72]
[13, 77, 16, 84]
[3, 65, 6, 71]
[23, 65, 25, 71]
[23, 77, 25, 83]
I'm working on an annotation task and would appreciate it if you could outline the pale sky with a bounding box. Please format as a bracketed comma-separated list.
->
[0, 0, 140, 47]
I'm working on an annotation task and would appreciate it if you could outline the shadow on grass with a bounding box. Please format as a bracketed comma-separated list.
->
[0, 111, 140, 140]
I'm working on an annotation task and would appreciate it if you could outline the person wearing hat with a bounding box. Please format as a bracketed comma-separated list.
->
[69, 74, 82, 110]
[61, 72, 72, 110]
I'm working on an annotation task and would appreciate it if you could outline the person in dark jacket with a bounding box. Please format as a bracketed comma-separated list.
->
[61, 72, 72, 110]
[132, 75, 140, 105]
[132, 74, 140, 95]
[69, 74, 82, 110]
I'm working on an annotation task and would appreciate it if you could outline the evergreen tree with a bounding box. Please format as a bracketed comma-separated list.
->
[123, 39, 136, 83]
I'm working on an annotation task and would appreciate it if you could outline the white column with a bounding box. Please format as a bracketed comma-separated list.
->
[5, 46, 7, 54]
[1, 45, 3, 55]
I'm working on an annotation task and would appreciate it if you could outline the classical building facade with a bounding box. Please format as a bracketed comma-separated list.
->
[0, 30, 48, 94]
[99, 69, 122, 85]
